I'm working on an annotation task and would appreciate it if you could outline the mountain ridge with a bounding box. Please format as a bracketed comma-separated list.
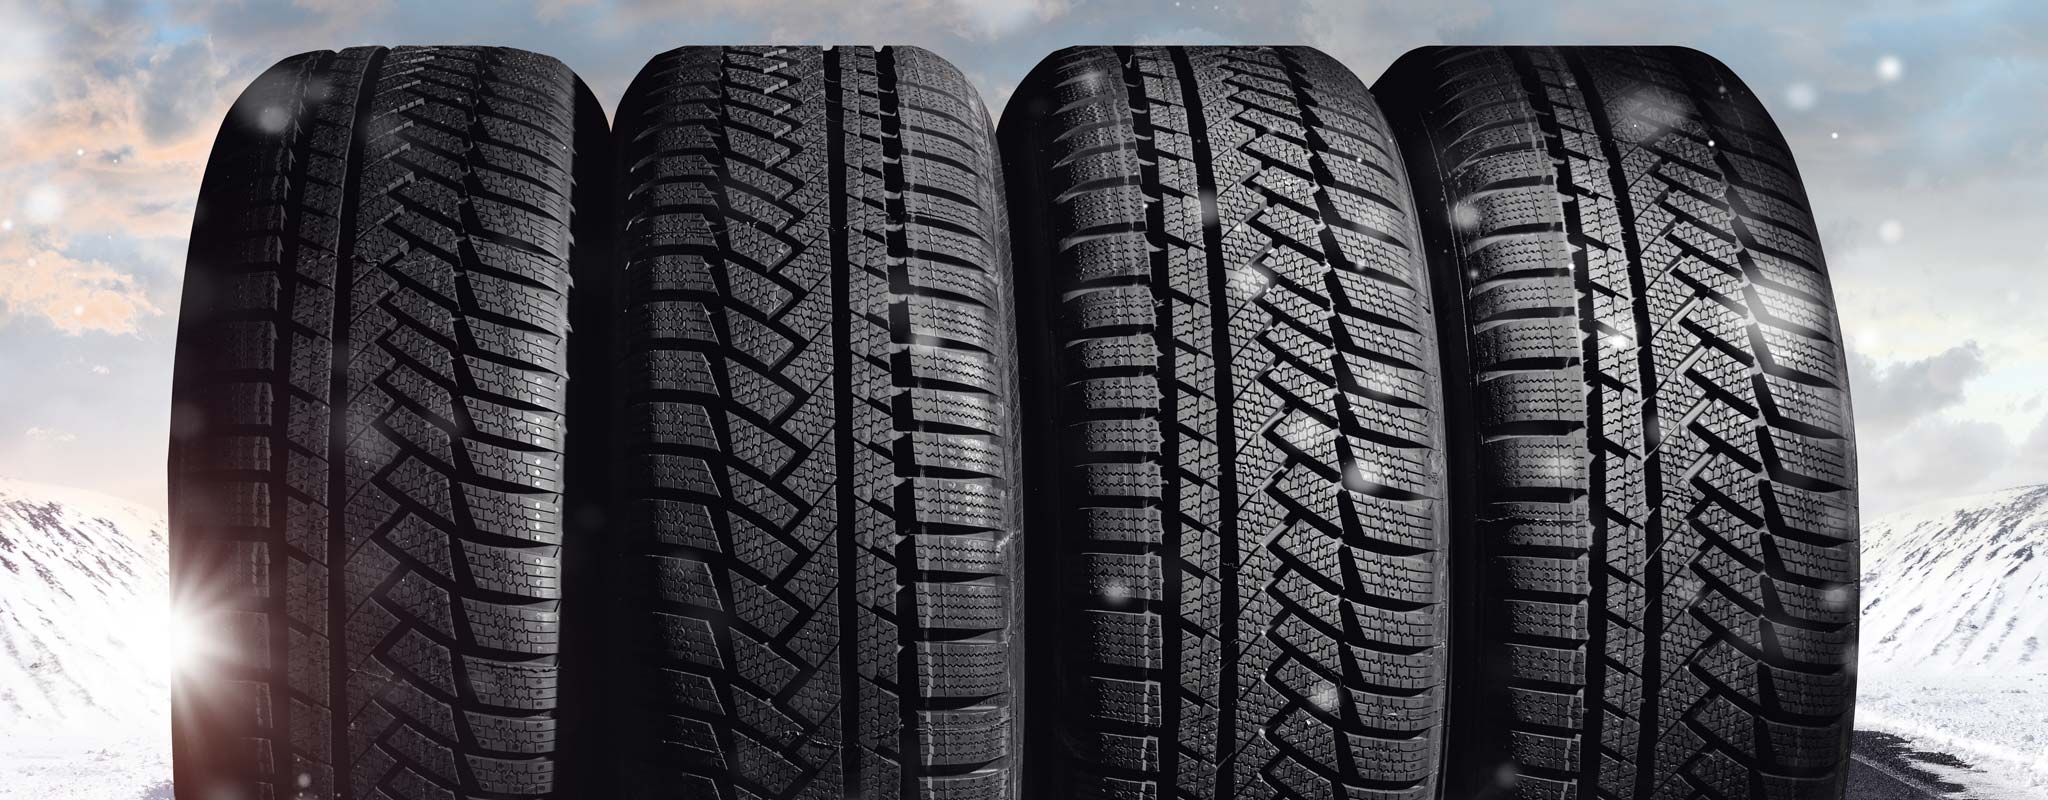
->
[1861, 482, 2048, 674]
[0, 477, 170, 731]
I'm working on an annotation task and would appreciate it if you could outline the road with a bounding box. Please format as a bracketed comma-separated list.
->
[1847, 730, 1974, 799]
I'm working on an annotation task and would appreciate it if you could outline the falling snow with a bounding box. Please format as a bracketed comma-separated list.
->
[1226, 263, 1265, 296]
[1879, 219, 1905, 244]
[256, 105, 290, 133]
[1877, 55, 1905, 82]
[1450, 201, 1481, 230]
[1342, 457, 1381, 491]
[1785, 82, 1818, 111]
[1310, 681, 1340, 712]
[1823, 584, 1852, 610]
[23, 184, 64, 224]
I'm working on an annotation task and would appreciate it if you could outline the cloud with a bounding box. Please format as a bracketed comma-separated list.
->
[1293, 0, 1497, 82]
[532, 0, 593, 20]
[950, 0, 1066, 39]
[587, 0, 1066, 44]
[21, 183, 65, 224]
[2010, 413, 2048, 483]
[1860, 418, 2015, 510]
[0, 247, 161, 335]
[24, 426, 77, 443]
[1849, 342, 1988, 435]
[0, 5, 54, 122]
[1847, 341, 2048, 512]
[138, 38, 230, 144]
[1133, 26, 1236, 47]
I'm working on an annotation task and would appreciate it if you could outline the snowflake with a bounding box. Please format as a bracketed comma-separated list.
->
[1785, 82, 1818, 111]
[1877, 55, 1904, 82]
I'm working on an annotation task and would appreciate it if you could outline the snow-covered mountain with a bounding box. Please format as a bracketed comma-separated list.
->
[0, 478, 170, 732]
[1861, 484, 2048, 673]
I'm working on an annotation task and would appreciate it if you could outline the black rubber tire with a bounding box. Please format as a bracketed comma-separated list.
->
[1374, 47, 1860, 800]
[1003, 46, 1452, 800]
[603, 46, 1023, 800]
[168, 46, 607, 799]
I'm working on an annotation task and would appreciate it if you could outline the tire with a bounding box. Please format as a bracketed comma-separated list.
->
[1374, 47, 1859, 800]
[1002, 46, 1451, 800]
[168, 46, 606, 799]
[604, 46, 1022, 799]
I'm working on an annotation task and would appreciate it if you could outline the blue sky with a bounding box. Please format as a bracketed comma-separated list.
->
[2, 0, 2044, 515]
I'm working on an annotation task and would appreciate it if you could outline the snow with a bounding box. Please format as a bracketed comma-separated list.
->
[1858, 673, 2048, 798]
[0, 730, 170, 800]
[21, 183, 63, 224]
[0, 478, 170, 797]
[1785, 81, 1818, 110]
[1858, 484, 2048, 794]
[1860, 484, 2048, 673]
[1877, 55, 1905, 83]
[1878, 219, 1905, 244]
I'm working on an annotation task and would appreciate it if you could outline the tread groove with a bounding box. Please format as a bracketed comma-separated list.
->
[328, 44, 386, 790]
[1169, 48, 1240, 800]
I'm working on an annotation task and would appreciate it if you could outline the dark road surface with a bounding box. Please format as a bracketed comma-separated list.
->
[1848, 730, 1979, 799]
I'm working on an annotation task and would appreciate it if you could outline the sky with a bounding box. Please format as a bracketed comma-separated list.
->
[0, 0, 2043, 516]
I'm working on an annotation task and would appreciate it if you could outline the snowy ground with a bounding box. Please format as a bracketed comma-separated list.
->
[0, 728, 170, 800]
[1856, 671, 2048, 798]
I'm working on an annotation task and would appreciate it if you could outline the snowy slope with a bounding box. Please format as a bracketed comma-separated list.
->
[1860, 484, 2048, 673]
[0, 478, 171, 732]
[1856, 485, 2048, 797]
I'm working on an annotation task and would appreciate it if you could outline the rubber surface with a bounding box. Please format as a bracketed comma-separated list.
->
[604, 46, 1022, 800]
[1003, 46, 1451, 800]
[1375, 46, 1860, 800]
[168, 46, 602, 799]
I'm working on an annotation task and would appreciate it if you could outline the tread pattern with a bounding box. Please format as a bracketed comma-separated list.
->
[1375, 46, 1858, 800]
[1003, 46, 1449, 800]
[609, 46, 1021, 800]
[170, 45, 587, 799]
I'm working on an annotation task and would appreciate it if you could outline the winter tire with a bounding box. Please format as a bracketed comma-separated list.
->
[1003, 46, 1452, 800]
[168, 46, 607, 799]
[1375, 46, 1860, 800]
[601, 46, 1023, 799]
